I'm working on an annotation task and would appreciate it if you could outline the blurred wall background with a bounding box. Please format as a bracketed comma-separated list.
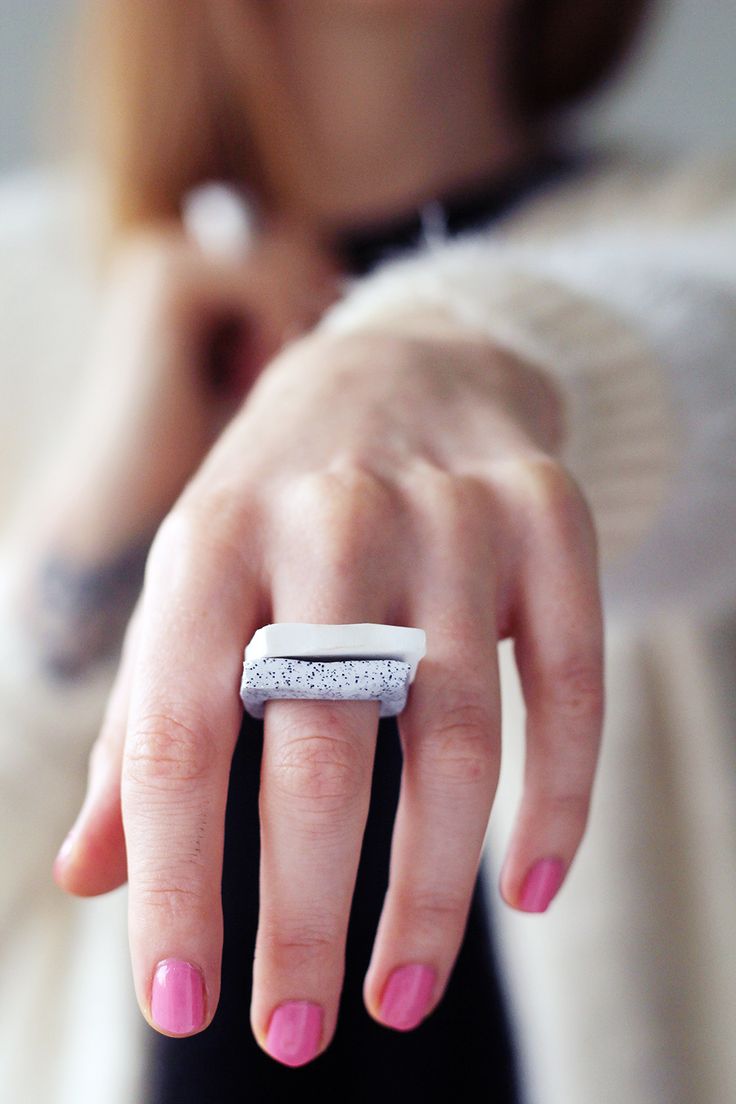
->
[1, 0, 735, 172]
[0, 0, 70, 171]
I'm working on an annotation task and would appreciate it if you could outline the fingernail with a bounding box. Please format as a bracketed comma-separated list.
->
[378, 964, 436, 1031]
[265, 1000, 323, 1067]
[519, 857, 565, 912]
[151, 959, 206, 1036]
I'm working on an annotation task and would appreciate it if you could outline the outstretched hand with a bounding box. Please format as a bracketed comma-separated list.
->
[53, 320, 604, 1066]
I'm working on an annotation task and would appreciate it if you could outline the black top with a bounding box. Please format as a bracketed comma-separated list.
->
[328, 149, 577, 277]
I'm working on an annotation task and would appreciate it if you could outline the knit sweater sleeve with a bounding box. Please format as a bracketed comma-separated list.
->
[313, 156, 736, 620]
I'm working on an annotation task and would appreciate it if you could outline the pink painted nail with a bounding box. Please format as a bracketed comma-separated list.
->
[378, 964, 436, 1031]
[151, 959, 205, 1036]
[519, 858, 565, 912]
[266, 1001, 323, 1067]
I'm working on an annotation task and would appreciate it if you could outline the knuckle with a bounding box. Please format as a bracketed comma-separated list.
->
[134, 880, 205, 922]
[517, 457, 592, 536]
[302, 463, 392, 519]
[271, 732, 365, 809]
[290, 466, 393, 567]
[125, 712, 219, 787]
[529, 786, 593, 832]
[259, 917, 340, 967]
[178, 481, 257, 541]
[547, 789, 592, 821]
[422, 702, 495, 787]
[415, 468, 495, 540]
[401, 886, 469, 927]
[547, 660, 604, 722]
[416, 467, 470, 513]
[146, 495, 254, 585]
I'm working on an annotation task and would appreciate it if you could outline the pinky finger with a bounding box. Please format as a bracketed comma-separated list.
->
[498, 468, 604, 913]
[53, 601, 142, 896]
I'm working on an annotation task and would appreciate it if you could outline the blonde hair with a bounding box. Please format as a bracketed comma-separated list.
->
[82, 1, 325, 234]
[82, 0, 649, 236]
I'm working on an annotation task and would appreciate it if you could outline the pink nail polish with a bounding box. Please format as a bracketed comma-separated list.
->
[151, 959, 205, 1036]
[378, 964, 436, 1031]
[266, 1000, 322, 1067]
[519, 858, 565, 912]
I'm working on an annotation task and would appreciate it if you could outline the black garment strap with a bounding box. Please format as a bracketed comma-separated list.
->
[329, 149, 577, 277]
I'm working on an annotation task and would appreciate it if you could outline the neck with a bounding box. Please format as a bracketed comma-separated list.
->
[262, 2, 534, 234]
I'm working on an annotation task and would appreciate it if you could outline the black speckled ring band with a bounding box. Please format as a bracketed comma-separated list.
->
[240, 623, 427, 719]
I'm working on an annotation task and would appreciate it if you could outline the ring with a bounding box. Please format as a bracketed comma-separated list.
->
[240, 623, 427, 719]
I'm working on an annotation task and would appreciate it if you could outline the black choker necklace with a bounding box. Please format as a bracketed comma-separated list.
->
[328, 149, 577, 278]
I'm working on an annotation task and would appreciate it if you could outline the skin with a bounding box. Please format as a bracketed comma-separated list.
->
[48, 0, 605, 1067]
[14, 219, 342, 676]
[260, 0, 532, 226]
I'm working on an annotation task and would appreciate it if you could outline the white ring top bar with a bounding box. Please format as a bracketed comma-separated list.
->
[244, 623, 427, 681]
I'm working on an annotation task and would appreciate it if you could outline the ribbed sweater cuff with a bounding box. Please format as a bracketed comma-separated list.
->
[316, 263, 678, 567]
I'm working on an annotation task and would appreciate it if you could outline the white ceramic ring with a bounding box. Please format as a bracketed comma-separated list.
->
[240, 623, 427, 719]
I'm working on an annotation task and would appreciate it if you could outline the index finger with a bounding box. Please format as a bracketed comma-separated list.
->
[122, 509, 260, 1036]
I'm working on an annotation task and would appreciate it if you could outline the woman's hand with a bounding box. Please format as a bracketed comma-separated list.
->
[39, 217, 342, 541]
[13, 219, 341, 676]
[52, 320, 603, 1064]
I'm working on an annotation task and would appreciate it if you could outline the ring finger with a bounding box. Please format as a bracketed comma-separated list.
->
[364, 477, 501, 1030]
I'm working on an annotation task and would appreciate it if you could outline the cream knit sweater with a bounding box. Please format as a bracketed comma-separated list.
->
[0, 153, 734, 1104]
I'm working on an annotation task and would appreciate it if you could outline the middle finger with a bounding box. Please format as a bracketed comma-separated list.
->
[251, 470, 405, 1066]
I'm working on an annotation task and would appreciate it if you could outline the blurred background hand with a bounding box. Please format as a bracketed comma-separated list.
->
[8, 214, 341, 676]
